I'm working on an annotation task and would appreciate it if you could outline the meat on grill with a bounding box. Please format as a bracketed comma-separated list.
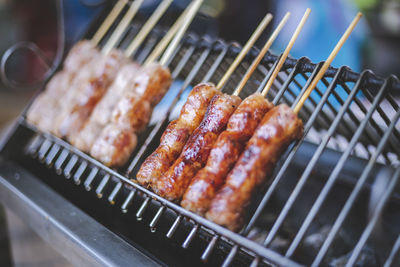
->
[153, 93, 241, 202]
[54, 49, 130, 139]
[89, 124, 138, 167]
[136, 83, 219, 187]
[181, 93, 272, 215]
[131, 63, 173, 106]
[63, 40, 100, 73]
[27, 72, 73, 132]
[90, 63, 172, 167]
[27, 40, 99, 132]
[205, 104, 303, 232]
[71, 63, 140, 152]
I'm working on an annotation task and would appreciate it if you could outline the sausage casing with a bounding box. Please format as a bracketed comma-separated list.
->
[71, 63, 140, 152]
[136, 83, 219, 187]
[154, 93, 241, 202]
[181, 93, 272, 215]
[27, 40, 99, 132]
[205, 104, 303, 231]
[90, 64, 172, 167]
[63, 40, 99, 73]
[55, 49, 129, 138]
[90, 125, 138, 167]
[27, 72, 73, 132]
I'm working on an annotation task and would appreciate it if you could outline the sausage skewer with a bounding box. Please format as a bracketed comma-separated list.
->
[54, 0, 146, 139]
[137, 13, 273, 188]
[91, 0, 130, 46]
[206, 10, 362, 232]
[181, 12, 292, 215]
[71, 0, 173, 152]
[152, 13, 275, 201]
[26, 0, 129, 131]
[90, 0, 203, 167]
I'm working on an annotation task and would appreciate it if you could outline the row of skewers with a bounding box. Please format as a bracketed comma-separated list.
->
[26, 0, 362, 232]
[28, 0, 201, 166]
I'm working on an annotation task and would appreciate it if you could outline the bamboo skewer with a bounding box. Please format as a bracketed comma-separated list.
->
[293, 12, 363, 114]
[261, 8, 311, 97]
[144, 0, 202, 65]
[102, 0, 144, 54]
[92, 0, 128, 45]
[216, 13, 273, 90]
[125, 0, 172, 57]
[232, 12, 291, 96]
[158, 0, 203, 66]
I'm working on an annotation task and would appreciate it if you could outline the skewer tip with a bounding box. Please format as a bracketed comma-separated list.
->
[293, 10, 363, 114]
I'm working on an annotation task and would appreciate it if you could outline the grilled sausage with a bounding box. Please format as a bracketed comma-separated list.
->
[181, 93, 272, 215]
[27, 72, 73, 132]
[55, 49, 129, 138]
[132, 63, 172, 107]
[71, 63, 140, 152]
[205, 104, 303, 232]
[63, 40, 99, 73]
[154, 93, 241, 202]
[90, 125, 138, 167]
[90, 64, 172, 167]
[136, 83, 219, 187]
[90, 97, 152, 167]
[27, 40, 99, 132]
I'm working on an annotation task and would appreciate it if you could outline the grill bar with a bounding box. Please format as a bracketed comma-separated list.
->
[242, 65, 347, 235]
[83, 167, 98, 191]
[201, 235, 218, 261]
[166, 215, 182, 238]
[263, 68, 361, 247]
[121, 189, 135, 213]
[285, 72, 392, 257]
[312, 89, 400, 266]
[346, 166, 400, 267]
[95, 173, 110, 198]
[384, 235, 400, 267]
[271, 58, 307, 105]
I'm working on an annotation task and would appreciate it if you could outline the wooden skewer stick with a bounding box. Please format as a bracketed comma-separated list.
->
[92, 0, 128, 45]
[158, 0, 203, 66]
[293, 12, 363, 114]
[144, 0, 201, 65]
[232, 12, 291, 96]
[216, 13, 273, 90]
[124, 0, 172, 57]
[102, 0, 144, 54]
[261, 8, 311, 97]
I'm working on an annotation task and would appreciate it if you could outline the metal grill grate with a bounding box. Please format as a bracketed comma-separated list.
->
[1, 5, 400, 267]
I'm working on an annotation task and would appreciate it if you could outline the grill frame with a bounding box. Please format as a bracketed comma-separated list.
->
[1, 2, 400, 266]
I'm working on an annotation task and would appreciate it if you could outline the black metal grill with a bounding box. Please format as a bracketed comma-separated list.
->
[1, 3, 400, 266]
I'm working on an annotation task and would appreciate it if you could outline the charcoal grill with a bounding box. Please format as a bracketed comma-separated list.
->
[1, 2, 400, 266]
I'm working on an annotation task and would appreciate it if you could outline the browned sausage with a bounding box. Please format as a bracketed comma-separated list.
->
[27, 72, 73, 132]
[136, 83, 219, 187]
[27, 40, 99, 132]
[90, 96, 152, 167]
[90, 64, 172, 167]
[205, 104, 303, 231]
[181, 93, 272, 215]
[153, 93, 241, 202]
[55, 49, 129, 138]
[71, 62, 140, 152]
[63, 40, 99, 73]
[90, 125, 138, 167]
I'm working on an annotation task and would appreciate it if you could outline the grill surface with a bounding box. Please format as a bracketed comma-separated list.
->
[1, 3, 400, 266]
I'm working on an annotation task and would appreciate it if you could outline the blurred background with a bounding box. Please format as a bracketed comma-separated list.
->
[0, 0, 399, 264]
